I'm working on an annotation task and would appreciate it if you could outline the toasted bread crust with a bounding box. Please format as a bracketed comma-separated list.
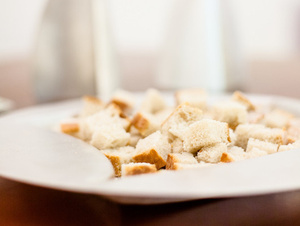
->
[233, 91, 255, 111]
[123, 164, 157, 176]
[111, 99, 130, 114]
[103, 154, 121, 177]
[61, 123, 80, 134]
[83, 95, 103, 105]
[220, 152, 233, 163]
[166, 154, 176, 170]
[133, 149, 166, 169]
[131, 113, 149, 134]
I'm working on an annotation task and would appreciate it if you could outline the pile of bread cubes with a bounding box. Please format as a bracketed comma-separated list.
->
[60, 89, 300, 177]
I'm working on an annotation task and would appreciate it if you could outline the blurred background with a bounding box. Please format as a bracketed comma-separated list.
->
[1, 0, 300, 109]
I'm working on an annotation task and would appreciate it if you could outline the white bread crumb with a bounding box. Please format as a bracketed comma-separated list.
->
[161, 102, 203, 140]
[133, 131, 171, 169]
[263, 109, 294, 129]
[171, 138, 184, 153]
[221, 145, 267, 163]
[197, 143, 227, 163]
[182, 119, 230, 153]
[246, 138, 278, 154]
[247, 111, 264, 124]
[228, 128, 237, 147]
[278, 140, 300, 152]
[232, 91, 255, 111]
[235, 124, 285, 149]
[90, 124, 130, 150]
[212, 101, 247, 129]
[140, 88, 167, 114]
[166, 152, 198, 170]
[175, 88, 207, 109]
[111, 89, 135, 115]
[81, 96, 105, 117]
[154, 107, 175, 125]
[101, 146, 136, 177]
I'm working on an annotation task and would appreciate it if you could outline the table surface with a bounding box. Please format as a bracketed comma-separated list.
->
[1, 176, 300, 226]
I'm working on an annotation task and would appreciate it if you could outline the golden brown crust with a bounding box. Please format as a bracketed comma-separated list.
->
[161, 102, 190, 127]
[166, 154, 177, 170]
[111, 99, 130, 114]
[233, 91, 256, 111]
[131, 113, 149, 134]
[272, 135, 284, 146]
[133, 149, 166, 169]
[83, 95, 103, 105]
[106, 103, 132, 131]
[220, 152, 233, 163]
[60, 123, 80, 134]
[226, 125, 231, 143]
[174, 89, 206, 106]
[103, 154, 121, 177]
[124, 164, 157, 176]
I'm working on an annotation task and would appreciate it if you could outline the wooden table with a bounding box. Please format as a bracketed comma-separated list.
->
[1, 176, 300, 226]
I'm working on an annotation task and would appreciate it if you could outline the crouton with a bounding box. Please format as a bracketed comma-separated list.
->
[232, 91, 255, 111]
[246, 138, 278, 154]
[235, 124, 285, 149]
[60, 122, 80, 134]
[278, 140, 300, 152]
[175, 88, 207, 109]
[171, 138, 184, 153]
[212, 101, 248, 129]
[263, 109, 294, 129]
[102, 146, 136, 177]
[90, 124, 130, 150]
[140, 88, 167, 114]
[221, 146, 267, 163]
[121, 163, 157, 176]
[131, 112, 160, 137]
[182, 119, 230, 153]
[81, 96, 105, 117]
[133, 131, 171, 169]
[161, 103, 203, 140]
[197, 143, 227, 163]
[170, 162, 214, 170]
[110, 89, 135, 115]
[166, 152, 198, 170]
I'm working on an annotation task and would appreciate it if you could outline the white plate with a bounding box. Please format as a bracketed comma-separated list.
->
[1, 94, 300, 204]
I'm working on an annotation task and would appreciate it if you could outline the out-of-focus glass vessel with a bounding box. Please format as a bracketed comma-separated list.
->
[33, 0, 118, 103]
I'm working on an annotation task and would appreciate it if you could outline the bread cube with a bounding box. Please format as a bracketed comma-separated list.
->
[161, 102, 203, 140]
[175, 88, 207, 109]
[246, 138, 278, 154]
[182, 119, 230, 153]
[140, 88, 167, 114]
[133, 131, 171, 169]
[131, 112, 160, 137]
[235, 124, 285, 149]
[81, 96, 105, 117]
[102, 146, 136, 177]
[166, 152, 198, 170]
[212, 101, 247, 129]
[196, 143, 227, 163]
[121, 163, 157, 176]
[232, 91, 255, 111]
[111, 89, 135, 115]
[278, 140, 300, 152]
[90, 124, 130, 150]
[263, 109, 294, 129]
